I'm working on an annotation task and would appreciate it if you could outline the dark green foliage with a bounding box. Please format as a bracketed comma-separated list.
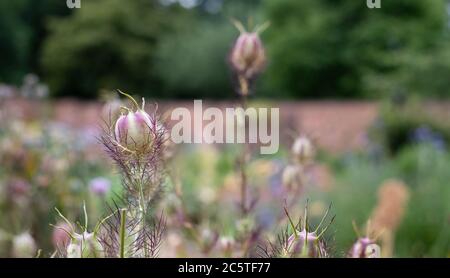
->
[370, 98, 450, 155]
[154, 0, 264, 99]
[0, 0, 70, 84]
[263, 0, 449, 99]
[0, 0, 31, 83]
[41, 0, 190, 98]
[3, 0, 450, 99]
[155, 21, 235, 99]
[326, 145, 450, 257]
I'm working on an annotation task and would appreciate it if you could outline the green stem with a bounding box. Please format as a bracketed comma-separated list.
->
[240, 90, 249, 215]
[119, 209, 127, 258]
[136, 167, 148, 257]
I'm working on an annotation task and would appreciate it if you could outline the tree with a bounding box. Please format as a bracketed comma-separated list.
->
[0, 0, 30, 83]
[154, 0, 264, 99]
[0, 0, 71, 84]
[41, 0, 189, 98]
[262, 0, 449, 99]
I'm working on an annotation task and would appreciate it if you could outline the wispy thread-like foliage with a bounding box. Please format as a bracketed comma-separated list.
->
[99, 200, 166, 258]
[99, 106, 168, 208]
[97, 96, 169, 258]
[257, 202, 335, 258]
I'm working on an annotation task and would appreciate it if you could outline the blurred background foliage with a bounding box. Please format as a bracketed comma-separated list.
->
[1, 0, 450, 99]
[1, 0, 449, 258]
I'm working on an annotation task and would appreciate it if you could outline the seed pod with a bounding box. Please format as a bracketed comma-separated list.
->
[284, 229, 327, 258]
[282, 164, 304, 191]
[349, 237, 381, 258]
[230, 32, 266, 80]
[115, 110, 153, 152]
[291, 136, 315, 165]
[66, 232, 104, 258]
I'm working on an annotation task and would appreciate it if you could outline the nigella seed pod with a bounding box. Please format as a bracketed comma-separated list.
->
[229, 19, 269, 82]
[284, 230, 327, 258]
[114, 91, 154, 152]
[53, 204, 106, 258]
[230, 32, 266, 80]
[67, 232, 104, 258]
[282, 164, 304, 191]
[350, 237, 381, 258]
[349, 221, 382, 258]
[291, 136, 315, 165]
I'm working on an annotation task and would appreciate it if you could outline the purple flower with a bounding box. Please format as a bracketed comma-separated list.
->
[89, 177, 111, 196]
[411, 125, 446, 151]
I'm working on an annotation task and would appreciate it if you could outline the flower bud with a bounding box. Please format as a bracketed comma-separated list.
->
[230, 32, 266, 79]
[350, 237, 381, 258]
[66, 231, 104, 258]
[282, 164, 304, 191]
[291, 136, 315, 165]
[284, 230, 327, 258]
[12, 232, 36, 258]
[114, 92, 154, 152]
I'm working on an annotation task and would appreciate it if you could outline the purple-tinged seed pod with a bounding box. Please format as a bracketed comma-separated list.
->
[284, 229, 327, 258]
[291, 136, 315, 165]
[349, 237, 381, 258]
[114, 91, 154, 152]
[230, 32, 266, 80]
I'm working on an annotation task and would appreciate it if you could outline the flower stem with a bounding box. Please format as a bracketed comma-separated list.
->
[119, 208, 127, 258]
[239, 76, 249, 215]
